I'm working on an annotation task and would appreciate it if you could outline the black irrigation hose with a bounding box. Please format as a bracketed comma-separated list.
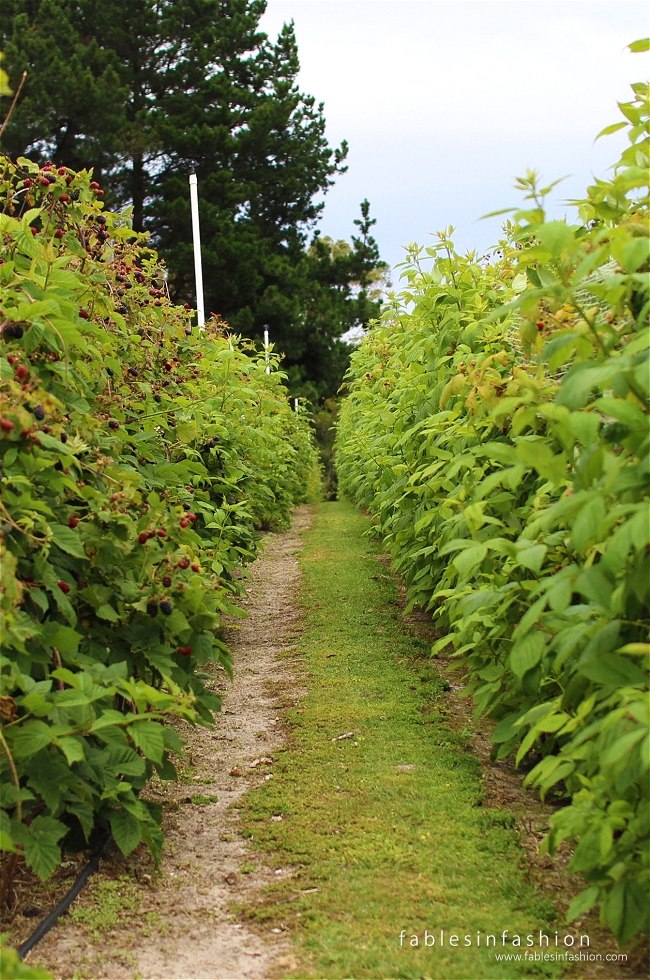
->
[17, 834, 113, 960]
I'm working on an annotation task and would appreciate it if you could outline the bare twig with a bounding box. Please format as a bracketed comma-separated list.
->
[0, 70, 27, 141]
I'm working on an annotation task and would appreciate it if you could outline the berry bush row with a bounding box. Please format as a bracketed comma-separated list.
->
[336, 69, 649, 945]
[0, 155, 320, 896]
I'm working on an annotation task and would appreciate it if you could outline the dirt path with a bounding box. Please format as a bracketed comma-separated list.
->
[28, 507, 312, 980]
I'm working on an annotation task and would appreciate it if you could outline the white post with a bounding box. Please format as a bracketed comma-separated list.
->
[264, 327, 270, 374]
[294, 397, 298, 411]
[188, 174, 205, 329]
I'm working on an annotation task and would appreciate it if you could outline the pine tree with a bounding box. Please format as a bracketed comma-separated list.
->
[0, 0, 387, 400]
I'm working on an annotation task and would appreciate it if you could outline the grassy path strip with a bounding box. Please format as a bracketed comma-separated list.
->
[241, 501, 563, 979]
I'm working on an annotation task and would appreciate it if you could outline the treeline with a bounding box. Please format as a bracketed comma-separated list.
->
[0, 0, 388, 401]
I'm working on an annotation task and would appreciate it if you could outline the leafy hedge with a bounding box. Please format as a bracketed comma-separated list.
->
[336, 63, 649, 945]
[0, 156, 319, 896]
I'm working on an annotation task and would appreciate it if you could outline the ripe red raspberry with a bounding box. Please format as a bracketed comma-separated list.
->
[89, 181, 100, 190]
[57, 581, 71, 594]
[15, 365, 28, 380]
[187, 512, 197, 522]
[1, 419, 15, 431]
[138, 532, 149, 544]
[59, 194, 70, 203]
[157, 529, 166, 538]
[23, 178, 33, 188]
[79, 309, 90, 320]
[180, 518, 189, 528]
[177, 558, 190, 569]
[191, 564, 200, 573]
[68, 517, 79, 529]
[57, 167, 67, 176]
[177, 646, 192, 656]
[54, 228, 65, 239]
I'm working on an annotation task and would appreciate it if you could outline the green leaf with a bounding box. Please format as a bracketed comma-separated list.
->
[453, 543, 487, 577]
[536, 221, 574, 258]
[11, 721, 53, 758]
[96, 604, 119, 622]
[595, 121, 627, 140]
[604, 879, 649, 945]
[515, 544, 547, 573]
[578, 654, 646, 687]
[108, 809, 142, 856]
[105, 745, 146, 777]
[566, 886, 601, 922]
[128, 722, 164, 763]
[628, 38, 650, 52]
[49, 524, 86, 558]
[54, 736, 86, 765]
[19, 815, 66, 880]
[510, 632, 546, 678]
[41, 624, 83, 656]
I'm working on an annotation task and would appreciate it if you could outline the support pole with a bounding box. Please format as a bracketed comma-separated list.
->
[294, 397, 299, 411]
[264, 327, 270, 374]
[188, 174, 205, 329]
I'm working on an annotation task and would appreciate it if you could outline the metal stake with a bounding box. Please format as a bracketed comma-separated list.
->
[264, 327, 270, 374]
[188, 174, 205, 329]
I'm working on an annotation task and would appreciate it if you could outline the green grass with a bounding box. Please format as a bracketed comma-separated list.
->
[240, 502, 563, 979]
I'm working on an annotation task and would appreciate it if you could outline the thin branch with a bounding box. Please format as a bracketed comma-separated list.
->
[0, 70, 27, 141]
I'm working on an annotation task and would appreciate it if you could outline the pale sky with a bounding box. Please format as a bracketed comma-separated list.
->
[259, 1, 650, 278]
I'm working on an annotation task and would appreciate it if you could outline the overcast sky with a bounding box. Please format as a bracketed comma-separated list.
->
[259, 1, 649, 279]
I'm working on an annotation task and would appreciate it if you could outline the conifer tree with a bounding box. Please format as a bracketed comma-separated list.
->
[0, 0, 387, 399]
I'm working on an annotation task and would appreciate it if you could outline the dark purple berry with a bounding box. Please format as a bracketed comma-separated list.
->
[60, 432, 68, 444]
[160, 600, 172, 616]
[128, 367, 138, 377]
[146, 601, 158, 617]
[108, 420, 119, 430]
[154, 394, 161, 403]
[182, 503, 191, 511]
[33, 405, 45, 421]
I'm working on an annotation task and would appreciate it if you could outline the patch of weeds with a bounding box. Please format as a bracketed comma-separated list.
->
[479, 810, 518, 830]
[69, 875, 140, 939]
[190, 794, 219, 805]
[240, 862, 256, 874]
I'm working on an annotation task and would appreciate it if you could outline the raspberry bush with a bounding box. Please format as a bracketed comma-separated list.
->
[336, 64, 649, 945]
[0, 155, 319, 897]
